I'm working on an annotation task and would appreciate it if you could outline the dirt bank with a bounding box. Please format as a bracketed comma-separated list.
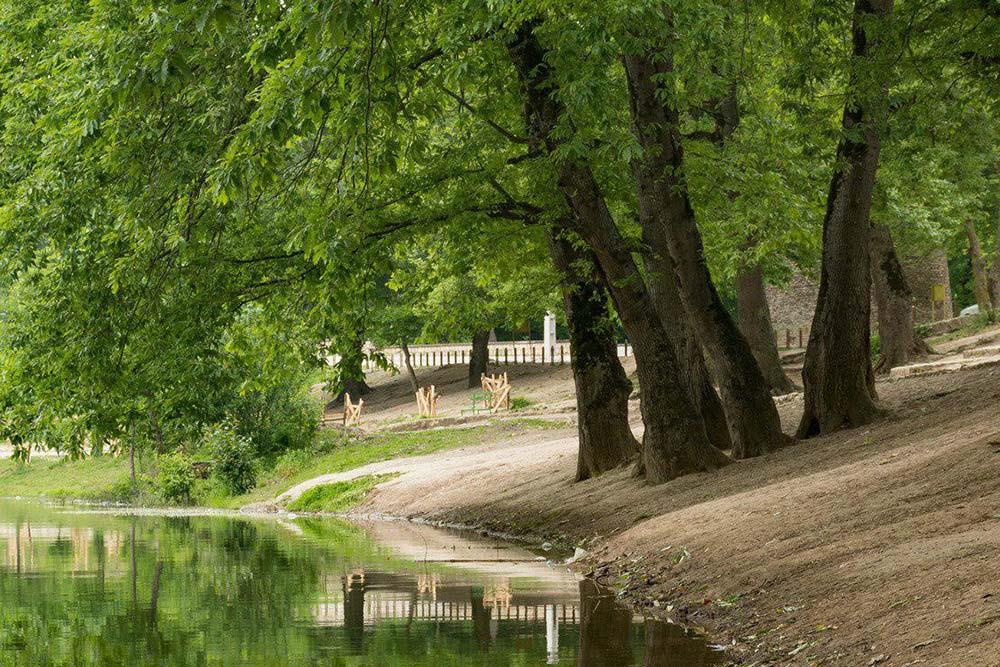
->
[281, 332, 1000, 665]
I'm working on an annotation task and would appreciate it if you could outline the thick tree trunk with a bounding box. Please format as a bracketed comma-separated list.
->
[736, 264, 796, 394]
[508, 23, 728, 482]
[400, 341, 419, 392]
[622, 50, 787, 459]
[991, 166, 1000, 308]
[548, 230, 640, 481]
[468, 329, 490, 388]
[798, 0, 891, 438]
[966, 219, 993, 314]
[641, 210, 732, 452]
[870, 223, 934, 372]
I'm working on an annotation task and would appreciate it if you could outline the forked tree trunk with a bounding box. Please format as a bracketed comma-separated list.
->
[468, 329, 490, 388]
[400, 341, 419, 392]
[508, 23, 728, 482]
[640, 197, 731, 452]
[736, 263, 796, 394]
[548, 230, 640, 481]
[966, 219, 993, 314]
[798, 0, 891, 438]
[622, 50, 787, 459]
[870, 223, 934, 372]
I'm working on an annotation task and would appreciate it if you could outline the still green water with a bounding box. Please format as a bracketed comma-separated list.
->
[0, 499, 722, 666]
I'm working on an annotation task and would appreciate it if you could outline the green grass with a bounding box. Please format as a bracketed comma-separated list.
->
[926, 313, 998, 346]
[0, 416, 571, 509]
[287, 474, 399, 513]
[0, 455, 138, 501]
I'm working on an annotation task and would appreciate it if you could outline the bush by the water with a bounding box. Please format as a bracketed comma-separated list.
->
[206, 426, 258, 495]
[157, 453, 195, 504]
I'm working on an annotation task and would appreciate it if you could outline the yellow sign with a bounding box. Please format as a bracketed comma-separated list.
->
[931, 284, 946, 302]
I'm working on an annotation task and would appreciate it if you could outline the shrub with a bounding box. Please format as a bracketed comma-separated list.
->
[226, 383, 321, 457]
[156, 453, 195, 504]
[205, 425, 258, 495]
[509, 396, 532, 411]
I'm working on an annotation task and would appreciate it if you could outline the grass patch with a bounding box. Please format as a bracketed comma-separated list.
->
[287, 474, 398, 513]
[926, 314, 998, 346]
[509, 396, 533, 411]
[0, 455, 141, 502]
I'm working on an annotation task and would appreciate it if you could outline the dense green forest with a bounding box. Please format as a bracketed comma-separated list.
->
[0, 1, 996, 495]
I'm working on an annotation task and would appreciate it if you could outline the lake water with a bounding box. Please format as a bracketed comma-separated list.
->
[0, 499, 722, 665]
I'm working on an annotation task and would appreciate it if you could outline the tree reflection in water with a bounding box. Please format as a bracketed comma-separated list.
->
[577, 578, 723, 667]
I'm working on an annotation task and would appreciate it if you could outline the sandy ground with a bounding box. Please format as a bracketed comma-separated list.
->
[280, 326, 1000, 665]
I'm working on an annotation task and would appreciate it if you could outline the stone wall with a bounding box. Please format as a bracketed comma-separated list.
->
[765, 249, 953, 333]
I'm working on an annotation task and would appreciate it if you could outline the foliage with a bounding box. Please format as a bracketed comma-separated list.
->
[156, 453, 196, 504]
[206, 426, 258, 496]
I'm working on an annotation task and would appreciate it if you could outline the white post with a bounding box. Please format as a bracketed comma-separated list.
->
[543, 312, 557, 363]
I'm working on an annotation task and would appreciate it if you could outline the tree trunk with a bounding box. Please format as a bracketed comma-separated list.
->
[622, 50, 787, 459]
[507, 23, 728, 482]
[870, 223, 934, 372]
[129, 425, 136, 488]
[468, 329, 490, 388]
[400, 341, 419, 392]
[736, 263, 796, 394]
[797, 0, 891, 438]
[991, 165, 1000, 309]
[641, 220, 732, 452]
[966, 219, 993, 314]
[338, 335, 371, 400]
[547, 230, 640, 481]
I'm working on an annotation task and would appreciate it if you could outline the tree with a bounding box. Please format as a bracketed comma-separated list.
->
[798, 0, 894, 438]
[507, 20, 729, 482]
[548, 228, 639, 480]
[870, 223, 933, 372]
[621, 19, 787, 458]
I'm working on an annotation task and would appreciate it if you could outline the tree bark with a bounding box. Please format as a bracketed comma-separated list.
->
[797, 0, 891, 438]
[468, 329, 490, 388]
[640, 208, 732, 452]
[991, 164, 1000, 309]
[966, 219, 993, 314]
[736, 263, 796, 394]
[622, 49, 787, 459]
[400, 341, 419, 392]
[507, 22, 728, 482]
[548, 230, 640, 481]
[870, 223, 933, 372]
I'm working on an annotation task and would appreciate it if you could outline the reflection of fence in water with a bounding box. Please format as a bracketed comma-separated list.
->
[0, 524, 125, 574]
